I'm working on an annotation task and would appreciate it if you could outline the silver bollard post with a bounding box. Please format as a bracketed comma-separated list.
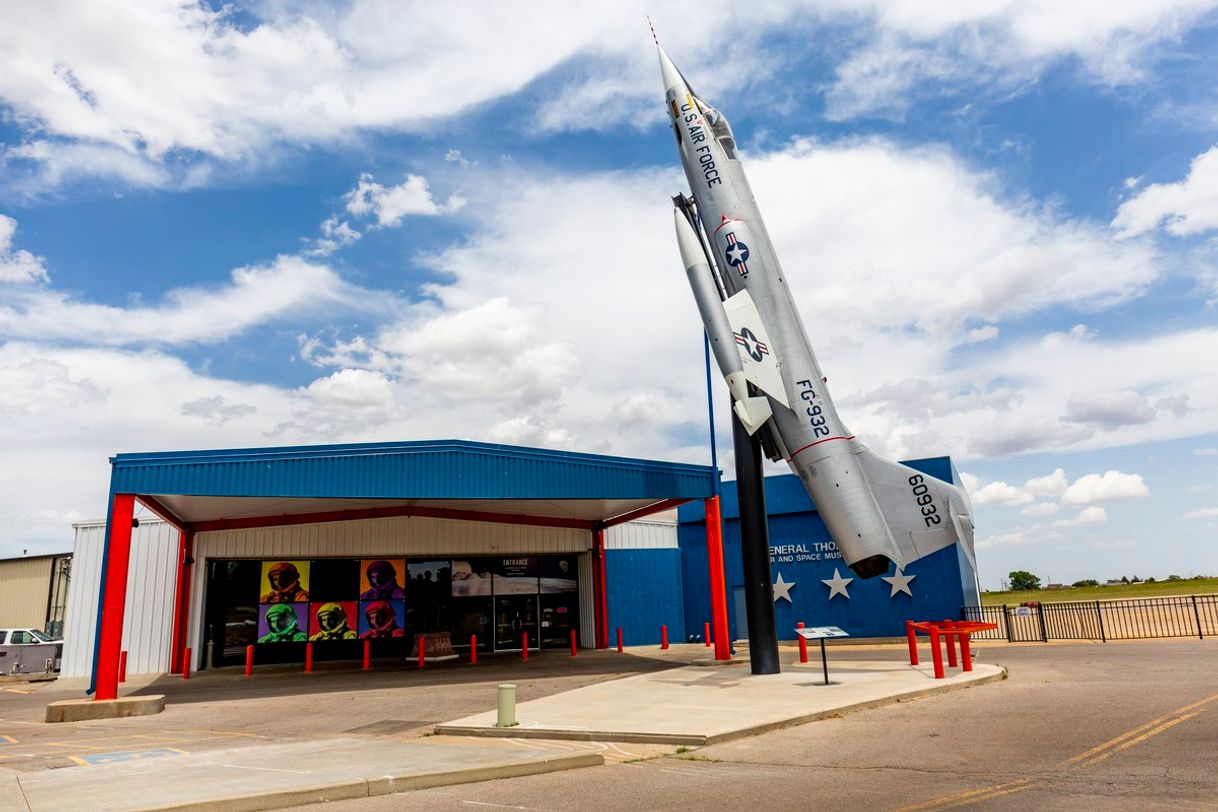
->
[496, 683, 518, 728]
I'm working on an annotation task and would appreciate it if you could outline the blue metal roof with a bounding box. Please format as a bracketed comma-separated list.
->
[677, 456, 957, 523]
[110, 439, 716, 502]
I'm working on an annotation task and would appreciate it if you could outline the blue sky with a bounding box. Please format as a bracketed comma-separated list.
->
[1, 2, 1217, 587]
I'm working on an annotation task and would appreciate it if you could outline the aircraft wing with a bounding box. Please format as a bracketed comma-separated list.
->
[722, 290, 790, 408]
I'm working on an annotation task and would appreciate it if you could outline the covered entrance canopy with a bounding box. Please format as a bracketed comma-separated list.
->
[92, 440, 721, 699]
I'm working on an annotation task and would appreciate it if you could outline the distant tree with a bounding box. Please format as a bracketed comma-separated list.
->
[1121, 576, 1130, 584]
[1008, 570, 1041, 591]
[1168, 575, 1183, 581]
[1072, 579, 1100, 587]
[1146, 577, 1157, 583]
[1131, 575, 1142, 583]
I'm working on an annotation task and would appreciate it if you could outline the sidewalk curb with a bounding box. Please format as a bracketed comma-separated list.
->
[12, 744, 603, 812]
[434, 665, 1007, 746]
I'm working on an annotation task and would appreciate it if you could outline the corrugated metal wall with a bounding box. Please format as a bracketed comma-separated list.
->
[61, 520, 180, 678]
[605, 512, 678, 549]
[605, 548, 685, 645]
[0, 557, 53, 629]
[186, 515, 592, 669]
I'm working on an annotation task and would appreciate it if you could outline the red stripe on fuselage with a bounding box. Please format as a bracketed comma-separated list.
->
[787, 435, 854, 462]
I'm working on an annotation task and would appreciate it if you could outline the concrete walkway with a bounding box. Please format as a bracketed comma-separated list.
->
[437, 659, 1005, 745]
[1, 737, 601, 812]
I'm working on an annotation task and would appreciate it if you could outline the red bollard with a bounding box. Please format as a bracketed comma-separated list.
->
[906, 621, 920, 666]
[929, 628, 944, 679]
[661, 625, 669, 650]
[470, 635, 477, 665]
[960, 631, 973, 672]
[943, 621, 958, 668]
[362, 638, 371, 670]
[522, 631, 529, 660]
[118, 650, 128, 683]
[616, 627, 623, 653]
[570, 629, 577, 657]
[417, 636, 425, 668]
[244, 645, 254, 677]
[797, 622, 809, 664]
[305, 642, 314, 674]
[182, 647, 191, 680]
[704, 622, 711, 647]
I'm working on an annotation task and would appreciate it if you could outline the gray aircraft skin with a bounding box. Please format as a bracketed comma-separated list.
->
[659, 45, 976, 579]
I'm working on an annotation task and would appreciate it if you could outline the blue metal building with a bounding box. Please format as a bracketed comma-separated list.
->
[676, 457, 980, 642]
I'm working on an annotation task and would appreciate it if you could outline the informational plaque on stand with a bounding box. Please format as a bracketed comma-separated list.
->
[795, 626, 850, 685]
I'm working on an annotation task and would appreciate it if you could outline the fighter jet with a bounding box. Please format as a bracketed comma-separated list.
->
[659, 44, 976, 579]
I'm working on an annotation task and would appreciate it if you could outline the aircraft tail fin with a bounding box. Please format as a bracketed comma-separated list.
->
[854, 447, 974, 566]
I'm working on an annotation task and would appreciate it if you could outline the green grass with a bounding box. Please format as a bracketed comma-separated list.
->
[981, 577, 1218, 606]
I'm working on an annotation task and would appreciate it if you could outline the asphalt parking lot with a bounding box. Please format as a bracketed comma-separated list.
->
[284, 640, 1218, 811]
[0, 647, 679, 772]
[3, 640, 1215, 810]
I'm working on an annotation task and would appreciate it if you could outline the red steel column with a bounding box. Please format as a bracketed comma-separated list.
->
[169, 529, 195, 674]
[593, 526, 609, 649]
[704, 496, 731, 660]
[95, 494, 135, 701]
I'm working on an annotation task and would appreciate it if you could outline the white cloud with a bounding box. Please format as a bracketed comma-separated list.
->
[1062, 470, 1150, 504]
[0, 254, 380, 346]
[343, 173, 465, 228]
[1, 3, 1212, 187]
[976, 523, 1062, 549]
[1112, 145, 1218, 238]
[1194, 447, 1218, 456]
[1064, 389, 1156, 427]
[1184, 507, 1218, 519]
[180, 396, 257, 426]
[0, 215, 49, 284]
[1054, 506, 1108, 527]
[972, 480, 1035, 506]
[821, 1, 1218, 120]
[963, 325, 999, 344]
[306, 216, 362, 257]
[1021, 502, 1061, 517]
[1025, 468, 1069, 497]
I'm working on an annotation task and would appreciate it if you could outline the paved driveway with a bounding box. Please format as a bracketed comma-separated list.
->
[305, 640, 1218, 811]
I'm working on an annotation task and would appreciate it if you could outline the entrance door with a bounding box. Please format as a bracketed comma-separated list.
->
[539, 593, 579, 648]
[495, 596, 538, 651]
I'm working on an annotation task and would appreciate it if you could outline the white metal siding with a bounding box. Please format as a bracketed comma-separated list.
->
[578, 552, 595, 647]
[61, 519, 180, 678]
[0, 557, 53, 629]
[605, 517, 678, 550]
[186, 516, 592, 670]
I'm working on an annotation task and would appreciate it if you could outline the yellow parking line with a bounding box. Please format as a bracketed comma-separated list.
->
[1074, 713, 1199, 769]
[894, 779, 1034, 811]
[896, 693, 1215, 810]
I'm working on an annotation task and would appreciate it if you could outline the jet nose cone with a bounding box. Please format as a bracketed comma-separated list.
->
[657, 44, 685, 95]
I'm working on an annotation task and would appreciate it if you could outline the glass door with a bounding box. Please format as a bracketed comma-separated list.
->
[495, 596, 538, 651]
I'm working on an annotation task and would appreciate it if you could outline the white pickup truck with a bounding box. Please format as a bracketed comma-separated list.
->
[0, 628, 62, 675]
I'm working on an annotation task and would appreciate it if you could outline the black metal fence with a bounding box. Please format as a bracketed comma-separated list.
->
[962, 595, 1218, 642]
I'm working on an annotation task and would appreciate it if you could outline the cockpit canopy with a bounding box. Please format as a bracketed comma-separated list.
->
[694, 96, 737, 160]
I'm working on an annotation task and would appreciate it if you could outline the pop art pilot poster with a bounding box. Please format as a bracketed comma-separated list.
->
[258, 603, 307, 643]
[260, 560, 310, 603]
[309, 601, 358, 640]
[359, 559, 406, 600]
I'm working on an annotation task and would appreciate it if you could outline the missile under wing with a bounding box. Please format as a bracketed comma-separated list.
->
[660, 44, 975, 579]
